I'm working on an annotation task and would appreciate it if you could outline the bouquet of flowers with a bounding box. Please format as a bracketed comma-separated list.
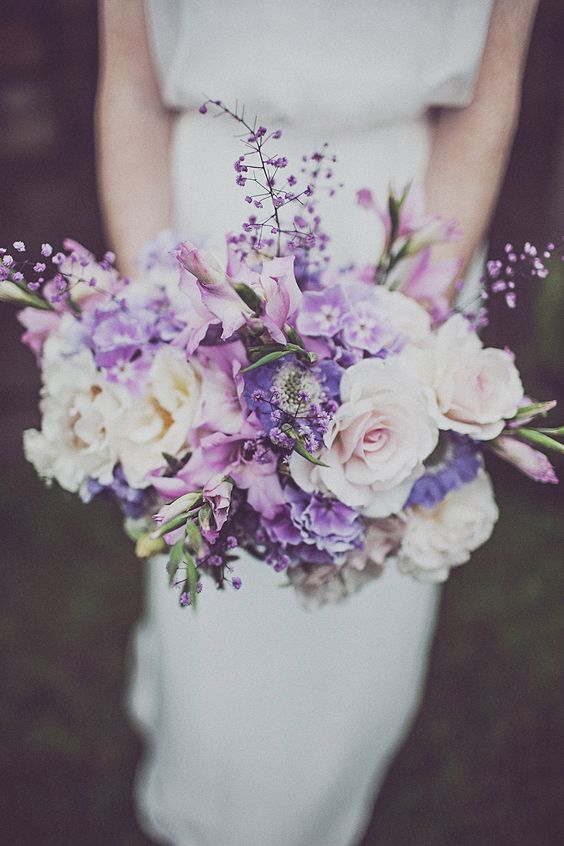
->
[2, 99, 563, 606]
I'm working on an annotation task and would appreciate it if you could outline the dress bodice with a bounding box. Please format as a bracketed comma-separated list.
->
[146, 0, 494, 131]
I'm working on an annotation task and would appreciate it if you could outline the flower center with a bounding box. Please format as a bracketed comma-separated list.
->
[272, 362, 324, 414]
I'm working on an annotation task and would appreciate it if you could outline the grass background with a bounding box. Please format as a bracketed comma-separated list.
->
[1, 2, 563, 844]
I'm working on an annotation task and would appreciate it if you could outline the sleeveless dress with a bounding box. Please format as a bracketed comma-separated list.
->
[129, 3, 494, 845]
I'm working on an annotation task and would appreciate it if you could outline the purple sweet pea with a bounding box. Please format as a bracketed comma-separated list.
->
[264, 482, 365, 566]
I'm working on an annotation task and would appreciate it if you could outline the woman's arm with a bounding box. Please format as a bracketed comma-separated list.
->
[425, 0, 539, 279]
[96, 0, 173, 276]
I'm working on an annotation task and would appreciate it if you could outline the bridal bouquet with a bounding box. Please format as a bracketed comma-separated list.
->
[3, 99, 563, 605]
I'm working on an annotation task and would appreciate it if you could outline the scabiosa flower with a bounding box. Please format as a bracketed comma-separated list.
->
[405, 433, 482, 509]
[243, 355, 341, 450]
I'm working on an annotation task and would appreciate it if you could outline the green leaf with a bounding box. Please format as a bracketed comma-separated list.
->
[280, 423, 328, 467]
[516, 428, 564, 455]
[232, 282, 262, 313]
[284, 326, 305, 350]
[242, 349, 295, 372]
[186, 554, 198, 611]
[151, 512, 188, 540]
[292, 439, 329, 467]
[185, 518, 205, 555]
[167, 538, 185, 586]
[537, 426, 564, 436]
[512, 400, 557, 421]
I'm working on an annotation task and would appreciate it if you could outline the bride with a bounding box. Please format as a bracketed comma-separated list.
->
[96, 2, 538, 844]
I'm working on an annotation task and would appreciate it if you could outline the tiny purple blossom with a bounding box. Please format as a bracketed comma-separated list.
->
[13, 241, 25, 252]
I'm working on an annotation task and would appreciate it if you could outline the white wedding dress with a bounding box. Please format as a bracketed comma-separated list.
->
[129, 3, 494, 845]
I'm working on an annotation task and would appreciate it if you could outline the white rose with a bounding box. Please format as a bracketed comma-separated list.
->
[116, 345, 201, 489]
[376, 289, 433, 348]
[428, 314, 524, 440]
[398, 470, 498, 582]
[290, 357, 438, 517]
[24, 343, 121, 493]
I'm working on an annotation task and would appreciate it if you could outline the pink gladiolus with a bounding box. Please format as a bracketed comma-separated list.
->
[176, 243, 253, 351]
[398, 249, 461, 321]
[492, 435, 559, 484]
[259, 255, 302, 343]
[359, 183, 460, 252]
[227, 249, 302, 343]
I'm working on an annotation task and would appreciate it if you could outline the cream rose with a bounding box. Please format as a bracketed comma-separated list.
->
[398, 469, 498, 582]
[428, 314, 524, 440]
[23, 342, 122, 493]
[376, 289, 433, 348]
[116, 345, 202, 489]
[290, 358, 438, 517]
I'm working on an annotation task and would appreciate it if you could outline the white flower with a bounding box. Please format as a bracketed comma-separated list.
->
[116, 345, 201, 489]
[290, 357, 438, 517]
[376, 288, 433, 348]
[398, 470, 498, 583]
[345, 517, 404, 570]
[427, 314, 524, 440]
[287, 559, 383, 606]
[24, 342, 122, 493]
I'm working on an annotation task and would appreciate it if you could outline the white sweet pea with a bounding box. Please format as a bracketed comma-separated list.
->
[427, 314, 524, 440]
[116, 345, 202, 489]
[290, 357, 438, 517]
[398, 470, 499, 583]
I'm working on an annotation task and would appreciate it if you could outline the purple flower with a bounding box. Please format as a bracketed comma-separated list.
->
[297, 286, 347, 337]
[492, 435, 558, 484]
[264, 483, 365, 566]
[82, 465, 148, 518]
[243, 355, 341, 446]
[405, 433, 482, 509]
[176, 243, 253, 354]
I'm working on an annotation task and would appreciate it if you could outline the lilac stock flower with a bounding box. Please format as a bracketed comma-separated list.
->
[264, 482, 365, 567]
[297, 285, 347, 337]
[80, 287, 186, 390]
[405, 433, 482, 509]
[297, 279, 400, 357]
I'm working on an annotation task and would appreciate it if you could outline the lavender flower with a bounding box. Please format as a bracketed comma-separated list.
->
[405, 433, 481, 509]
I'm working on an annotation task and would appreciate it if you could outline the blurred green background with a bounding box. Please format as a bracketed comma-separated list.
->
[0, 2, 563, 844]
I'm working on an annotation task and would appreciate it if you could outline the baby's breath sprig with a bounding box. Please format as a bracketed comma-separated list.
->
[199, 98, 338, 269]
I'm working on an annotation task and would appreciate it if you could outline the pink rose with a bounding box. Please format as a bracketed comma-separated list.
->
[429, 314, 524, 440]
[290, 358, 438, 517]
